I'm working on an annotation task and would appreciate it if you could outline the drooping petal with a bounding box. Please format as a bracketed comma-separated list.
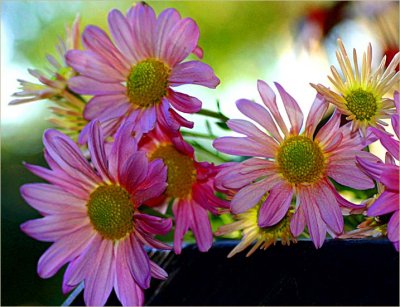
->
[190, 202, 213, 252]
[169, 61, 220, 88]
[370, 127, 399, 159]
[84, 94, 130, 121]
[290, 205, 306, 237]
[150, 260, 168, 280]
[173, 199, 192, 254]
[258, 182, 293, 227]
[125, 234, 151, 289]
[367, 191, 399, 216]
[167, 90, 202, 113]
[387, 210, 399, 243]
[135, 213, 172, 235]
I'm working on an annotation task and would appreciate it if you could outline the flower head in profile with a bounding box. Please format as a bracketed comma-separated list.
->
[10, 15, 87, 140]
[214, 80, 378, 248]
[312, 38, 399, 136]
[20, 120, 171, 306]
[139, 126, 228, 254]
[67, 2, 219, 142]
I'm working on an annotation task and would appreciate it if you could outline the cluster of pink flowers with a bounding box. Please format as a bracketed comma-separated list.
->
[11, 2, 399, 306]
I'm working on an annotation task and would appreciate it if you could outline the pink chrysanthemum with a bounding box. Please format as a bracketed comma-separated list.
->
[66, 2, 219, 142]
[139, 126, 228, 254]
[20, 120, 171, 306]
[357, 91, 399, 251]
[213, 80, 379, 248]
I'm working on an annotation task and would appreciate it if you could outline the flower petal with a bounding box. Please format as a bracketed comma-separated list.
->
[69, 76, 126, 96]
[169, 61, 220, 88]
[154, 8, 181, 57]
[88, 121, 110, 182]
[173, 199, 192, 254]
[120, 151, 149, 193]
[387, 210, 399, 243]
[213, 136, 276, 158]
[125, 234, 151, 289]
[290, 205, 306, 237]
[150, 260, 168, 280]
[167, 90, 202, 113]
[367, 191, 399, 216]
[190, 202, 213, 252]
[370, 127, 399, 160]
[304, 93, 328, 137]
[84, 94, 130, 121]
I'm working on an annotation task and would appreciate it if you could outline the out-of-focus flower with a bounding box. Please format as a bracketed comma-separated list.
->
[213, 80, 377, 248]
[67, 2, 219, 143]
[10, 15, 87, 140]
[20, 120, 171, 306]
[139, 126, 228, 254]
[216, 198, 296, 257]
[312, 39, 399, 137]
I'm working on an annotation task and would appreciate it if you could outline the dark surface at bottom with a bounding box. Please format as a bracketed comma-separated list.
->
[70, 239, 399, 306]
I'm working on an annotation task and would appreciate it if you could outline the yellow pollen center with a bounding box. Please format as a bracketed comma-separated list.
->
[87, 185, 134, 240]
[277, 136, 325, 184]
[127, 59, 171, 107]
[344, 88, 378, 121]
[151, 144, 197, 199]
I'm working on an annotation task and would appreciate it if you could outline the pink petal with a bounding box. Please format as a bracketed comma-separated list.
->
[236, 99, 283, 142]
[257, 80, 289, 136]
[213, 136, 276, 158]
[137, 231, 172, 251]
[167, 90, 202, 113]
[84, 94, 130, 121]
[290, 205, 306, 237]
[231, 174, 281, 214]
[367, 191, 399, 216]
[119, 151, 149, 193]
[160, 18, 199, 66]
[304, 94, 328, 137]
[387, 211, 399, 243]
[125, 234, 151, 289]
[21, 214, 89, 242]
[150, 260, 168, 280]
[190, 202, 213, 252]
[258, 182, 293, 227]
[88, 121, 110, 181]
[169, 61, 220, 88]
[314, 182, 343, 234]
[37, 225, 96, 278]
[192, 45, 203, 58]
[20, 183, 86, 215]
[173, 199, 192, 254]
[82, 25, 130, 73]
[114, 240, 144, 306]
[137, 106, 158, 134]
[315, 110, 341, 146]
[370, 127, 399, 160]
[154, 8, 181, 57]
[379, 164, 400, 192]
[108, 9, 141, 63]
[83, 239, 115, 306]
[135, 213, 172, 235]
[66, 50, 126, 82]
[274, 82, 304, 135]
[302, 191, 327, 249]
[69, 76, 126, 96]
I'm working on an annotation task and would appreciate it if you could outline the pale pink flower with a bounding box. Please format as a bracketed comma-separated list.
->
[214, 80, 378, 248]
[21, 120, 171, 306]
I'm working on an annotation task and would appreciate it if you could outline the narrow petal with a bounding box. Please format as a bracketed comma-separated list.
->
[190, 202, 213, 252]
[154, 8, 181, 57]
[84, 94, 130, 121]
[150, 260, 168, 280]
[302, 188, 326, 248]
[304, 94, 328, 137]
[169, 61, 220, 88]
[173, 200, 192, 254]
[167, 90, 202, 113]
[290, 205, 306, 237]
[370, 127, 399, 159]
[258, 182, 293, 227]
[88, 121, 110, 182]
[119, 151, 149, 193]
[367, 191, 399, 216]
[125, 234, 151, 289]
[274, 82, 304, 135]
[69, 76, 126, 96]
[213, 136, 276, 158]
[135, 213, 172, 235]
[387, 211, 399, 243]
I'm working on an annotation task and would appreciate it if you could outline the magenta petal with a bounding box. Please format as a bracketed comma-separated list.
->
[69, 76, 126, 96]
[167, 90, 202, 113]
[304, 94, 328, 137]
[213, 136, 276, 158]
[370, 127, 399, 159]
[367, 191, 399, 216]
[150, 260, 168, 280]
[190, 202, 213, 252]
[135, 213, 172, 235]
[88, 121, 110, 181]
[387, 211, 399, 243]
[114, 241, 144, 307]
[20, 183, 86, 215]
[257, 80, 289, 135]
[173, 200, 192, 254]
[290, 205, 306, 237]
[315, 110, 341, 145]
[160, 18, 199, 66]
[314, 182, 343, 234]
[274, 82, 304, 135]
[83, 239, 115, 307]
[258, 182, 293, 227]
[126, 234, 151, 289]
[170, 61, 220, 88]
[231, 175, 281, 214]
[120, 151, 149, 193]
[302, 189, 326, 249]
[84, 94, 130, 121]
[154, 8, 181, 57]
[235, 99, 283, 142]
[379, 164, 399, 192]
[37, 225, 95, 278]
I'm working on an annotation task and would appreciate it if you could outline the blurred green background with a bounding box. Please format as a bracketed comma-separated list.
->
[1, 1, 398, 305]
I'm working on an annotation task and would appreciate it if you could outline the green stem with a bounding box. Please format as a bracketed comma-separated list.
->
[198, 109, 229, 122]
[181, 131, 215, 139]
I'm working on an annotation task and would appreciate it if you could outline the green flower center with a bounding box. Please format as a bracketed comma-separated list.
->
[344, 88, 377, 121]
[151, 144, 197, 199]
[87, 185, 134, 240]
[277, 135, 325, 184]
[127, 59, 171, 107]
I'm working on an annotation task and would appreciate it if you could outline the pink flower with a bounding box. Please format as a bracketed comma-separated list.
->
[20, 120, 171, 306]
[66, 3, 219, 143]
[213, 80, 379, 248]
[139, 126, 228, 254]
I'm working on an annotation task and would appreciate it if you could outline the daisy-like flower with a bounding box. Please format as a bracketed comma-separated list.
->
[20, 120, 172, 306]
[139, 126, 228, 254]
[10, 15, 87, 140]
[213, 80, 378, 248]
[311, 38, 399, 136]
[216, 198, 296, 257]
[66, 2, 219, 142]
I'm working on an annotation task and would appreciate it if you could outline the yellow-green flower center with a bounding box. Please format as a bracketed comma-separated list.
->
[277, 135, 325, 184]
[344, 88, 377, 121]
[151, 144, 197, 199]
[87, 185, 134, 240]
[127, 59, 171, 107]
